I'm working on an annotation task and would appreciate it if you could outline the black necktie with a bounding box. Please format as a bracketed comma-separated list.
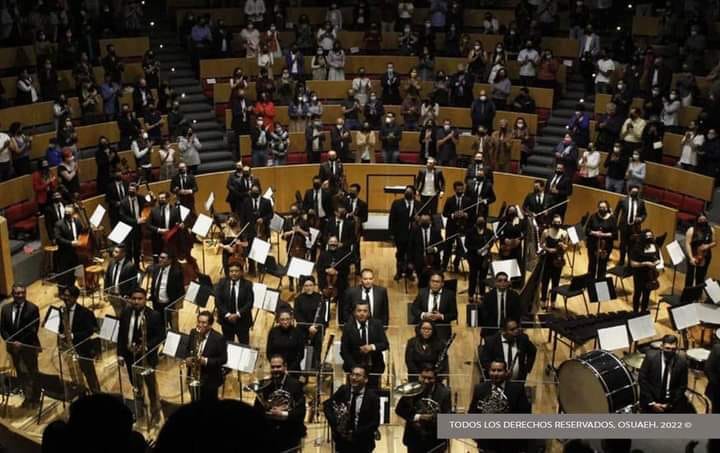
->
[348, 390, 359, 430]
[359, 321, 367, 344]
[231, 281, 238, 313]
[506, 340, 514, 370]
[499, 291, 506, 324]
[132, 311, 142, 347]
[254, 199, 258, 212]
[13, 304, 22, 330]
[432, 292, 439, 312]
[56, 204, 62, 219]
[364, 288, 371, 316]
[113, 261, 121, 286]
[181, 175, 186, 189]
[161, 206, 167, 228]
[130, 199, 135, 218]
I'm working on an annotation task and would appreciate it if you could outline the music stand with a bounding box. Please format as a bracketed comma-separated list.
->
[587, 277, 617, 315]
[656, 284, 704, 322]
[669, 303, 701, 349]
[566, 222, 585, 278]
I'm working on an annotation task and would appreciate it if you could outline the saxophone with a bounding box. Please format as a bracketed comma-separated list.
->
[187, 331, 203, 401]
[476, 384, 510, 414]
[61, 306, 83, 387]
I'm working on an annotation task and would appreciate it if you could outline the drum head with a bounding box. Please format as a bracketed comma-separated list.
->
[558, 359, 610, 413]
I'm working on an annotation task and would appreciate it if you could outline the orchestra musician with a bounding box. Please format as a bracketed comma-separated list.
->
[225, 161, 255, 214]
[389, 185, 418, 281]
[345, 183, 369, 273]
[218, 214, 249, 277]
[266, 308, 305, 372]
[684, 213, 715, 288]
[614, 184, 646, 267]
[323, 205, 357, 251]
[522, 180, 548, 219]
[182, 310, 228, 401]
[395, 364, 451, 453]
[53, 205, 86, 286]
[415, 157, 445, 215]
[317, 234, 351, 312]
[497, 205, 525, 273]
[214, 260, 254, 345]
[479, 318, 536, 383]
[629, 229, 661, 313]
[0, 285, 40, 408]
[319, 150, 345, 194]
[408, 212, 443, 288]
[585, 200, 617, 280]
[45, 191, 67, 240]
[148, 191, 182, 258]
[539, 214, 569, 311]
[170, 162, 198, 212]
[639, 334, 693, 413]
[465, 151, 494, 185]
[294, 276, 328, 370]
[303, 175, 333, 228]
[466, 215, 495, 299]
[481, 272, 523, 339]
[106, 170, 128, 226]
[705, 340, 720, 413]
[342, 268, 390, 327]
[57, 285, 101, 394]
[340, 301, 389, 389]
[466, 168, 496, 222]
[411, 272, 458, 341]
[253, 354, 306, 452]
[282, 204, 310, 290]
[240, 184, 273, 274]
[545, 162, 572, 220]
[441, 181, 473, 272]
[117, 287, 164, 423]
[323, 365, 381, 453]
[118, 182, 146, 266]
[103, 244, 138, 315]
[149, 252, 184, 330]
[469, 360, 531, 453]
[405, 321, 449, 380]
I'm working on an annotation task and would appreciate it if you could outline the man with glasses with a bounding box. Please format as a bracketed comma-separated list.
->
[411, 272, 457, 341]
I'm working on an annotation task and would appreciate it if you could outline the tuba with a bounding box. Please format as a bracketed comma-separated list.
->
[476, 384, 510, 414]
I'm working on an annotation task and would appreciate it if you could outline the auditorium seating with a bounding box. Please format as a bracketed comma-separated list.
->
[2, 199, 38, 239]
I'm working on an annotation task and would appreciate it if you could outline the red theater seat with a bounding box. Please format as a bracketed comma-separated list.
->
[662, 191, 683, 209]
[642, 186, 664, 203]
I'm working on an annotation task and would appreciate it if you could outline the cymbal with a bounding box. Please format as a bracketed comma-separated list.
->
[623, 352, 645, 370]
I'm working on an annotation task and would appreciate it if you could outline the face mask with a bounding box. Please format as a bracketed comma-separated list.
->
[652, 90, 660, 96]
[496, 47, 502, 52]
[631, 191, 639, 198]
[663, 350, 676, 360]
[312, 97, 318, 101]
[251, 192, 260, 198]
[444, 125, 450, 130]
[480, 96, 487, 101]
[337, 124, 343, 129]
[349, 193, 357, 199]
[633, 154, 640, 160]
[313, 182, 321, 189]
[517, 122, 525, 128]
[404, 192, 413, 200]
[552, 223, 561, 228]
[386, 118, 392, 124]
[613, 147, 621, 153]
[669, 94, 677, 100]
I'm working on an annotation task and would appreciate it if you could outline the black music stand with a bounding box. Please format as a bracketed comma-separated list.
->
[656, 284, 704, 322]
[587, 277, 617, 315]
[566, 222, 586, 278]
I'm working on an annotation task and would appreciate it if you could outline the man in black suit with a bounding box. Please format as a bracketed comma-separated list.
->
[254, 354, 306, 452]
[103, 245, 138, 315]
[323, 365, 380, 453]
[323, 205, 357, 249]
[147, 192, 182, 257]
[522, 180, 549, 218]
[341, 301, 389, 389]
[411, 272, 458, 342]
[117, 287, 165, 422]
[149, 252, 184, 330]
[467, 167, 496, 222]
[343, 269, 390, 327]
[317, 236, 352, 322]
[331, 117, 353, 162]
[441, 181, 473, 271]
[415, 158, 445, 215]
[469, 360, 531, 453]
[214, 260, 254, 345]
[466, 216, 495, 299]
[225, 161, 250, 214]
[614, 184, 646, 266]
[408, 213, 443, 288]
[481, 272, 523, 339]
[395, 364, 451, 453]
[53, 205, 86, 286]
[0, 285, 40, 407]
[170, 162, 198, 212]
[106, 171, 128, 226]
[480, 318, 537, 382]
[545, 163, 573, 220]
[389, 185, 418, 281]
[118, 182, 146, 266]
[319, 150, 344, 194]
[183, 310, 227, 401]
[345, 183, 369, 273]
[303, 176, 333, 227]
[240, 184, 273, 274]
[45, 191, 67, 240]
[639, 334, 693, 413]
[465, 151, 495, 184]
[705, 341, 720, 413]
[58, 285, 101, 394]
[381, 63, 401, 105]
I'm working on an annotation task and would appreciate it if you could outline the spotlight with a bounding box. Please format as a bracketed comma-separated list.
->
[150, 21, 155, 27]
[616, 26, 621, 31]
[159, 44, 164, 49]
[181, 93, 186, 98]
[171, 67, 176, 72]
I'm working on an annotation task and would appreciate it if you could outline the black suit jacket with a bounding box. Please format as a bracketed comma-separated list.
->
[469, 381, 531, 414]
[118, 196, 146, 229]
[614, 196, 647, 227]
[323, 385, 380, 452]
[149, 264, 184, 309]
[415, 169, 445, 195]
[467, 179, 496, 214]
[545, 173, 573, 203]
[240, 196, 273, 236]
[465, 162, 494, 184]
[481, 289, 523, 337]
[104, 258, 138, 296]
[705, 343, 720, 402]
[479, 332, 537, 381]
[303, 187, 333, 218]
[408, 224, 443, 270]
[214, 277, 254, 331]
[330, 127, 352, 156]
[411, 288, 458, 340]
[389, 197, 418, 239]
[170, 173, 198, 196]
[117, 306, 165, 367]
[0, 301, 40, 346]
[639, 350, 690, 412]
[442, 194, 474, 234]
[254, 374, 306, 448]
[44, 201, 67, 238]
[318, 160, 344, 187]
[185, 329, 227, 390]
[343, 286, 390, 327]
[396, 384, 451, 451]
[522, 191, 549, 215]
[323, 215, 356, 246]
[340, 318, 388, 374]
[53, 217, 85, 265]
[106, 180, 129, 209]
[58, 303, 98, 358]
[344, 196, 369, 227]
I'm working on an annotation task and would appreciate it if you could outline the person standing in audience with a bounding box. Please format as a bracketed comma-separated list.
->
[178, 128, 202, 174]
[471, 90, 496, 134]
[620, 108, 646, 160]
[684, 213, 716, 288]
[512, 88, 537, 114]
[304, 119, 325, 164]
[401, 93, 421, 131]
[57, 149, 80, 200]
[604, 144, 627, 194]
[537, 49, 559, 101]
[679, 120, 705, 172]
[578, 143, 600, 187]
[327, 42, 346, 81]
[625, 151, 646, 189]
[380, 113, 403, 164]
[331, 118, 352, 163]
[595, 103, 623, 152]
[311, 48, 328, 81]
[363, 92, 385, 130]
[701, 128, 720, 181]
[491, 120, 512, 172]
[342, 89, 361, 130]
[356, 122, 377, 163]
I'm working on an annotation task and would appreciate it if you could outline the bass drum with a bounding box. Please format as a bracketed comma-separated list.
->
[557, 350, 638, 413]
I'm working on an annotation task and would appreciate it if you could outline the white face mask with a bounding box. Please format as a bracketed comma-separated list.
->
[669, 94, 677, 100]
[444, 125, 450, 130]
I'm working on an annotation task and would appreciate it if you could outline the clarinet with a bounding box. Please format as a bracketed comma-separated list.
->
[434, 333, 456, 374]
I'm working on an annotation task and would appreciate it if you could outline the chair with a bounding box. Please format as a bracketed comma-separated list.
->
[551, 274, 590, 316]
[677, 196, 705, 226]
[36, 372, 82, 424]
[607, 264, 633, 301]
[642, 186, 664, 203]
[260, 255, 287, 289]
[662, 190, 683, 210]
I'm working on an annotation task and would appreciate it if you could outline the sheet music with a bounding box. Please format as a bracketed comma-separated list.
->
[204, 192, 215, 211]
[43, 306, 61, 334]
[270, 213, 284, 232]
[206, 78, 216, 84]
[252, 282, 268, 310]
[287, 257, 315, 279]
[263, 187, 274, 206]
[179, 205, 190, 221]
[627, 314, 656, 342]
[162, 331, 182, 357]
[108, 221, 133, 244]
[240, 347, 258, 373]
[191, 213, 213, 237]
[597, 325, 630, 351]
[89, 205, 106, 228]
[595, 281, 611, 301]
[705, 279, 720, 304]
[98, 316, 119, 343]
[263, 290, 279, 312]
[306, 227, 320, 248]
[184, 281, 200, 304]
[696, 302, 720, 324]
[491, 259, 521, 279]
[666, 240, 685, 266]
[671, 303, 701, 330]
[491, 222, 498, 233]
[225, 343, 243, 370]
[248, 238, 270, 264]
[567, 226, 580, 245]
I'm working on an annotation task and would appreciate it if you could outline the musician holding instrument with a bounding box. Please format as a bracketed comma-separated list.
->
[684, 213, 715, 288]
[480, 318, 536, 384]
[215, 260, 254, 345]
[345, 183, 369, 273]
[585, 200, 617, 280]
[303, 176, 332, 228]
[53, 205, 86, 286]
[441, 181, 473, 272]
[147, 192, 182, 258]
[466, 215, 495, 299]
[639, 334, 693, 413]
[408, 213, 443, 288]
[103, 245, 138, 315]
[629, 229, 661, 313]
[323, 205, 357, 250]
[469, 360, 531, 453]
[117, 287, 164, 423]
[253, 354, 307, 452]
[465, 151, 494, 185]
[182, 310, 227, 401]
[415, 157, 445, 215]
[283, 205, 310, 287]
[467, 168, 495, 223]
[0, 284, 40, 408]
[545, 162, 573, 220]
[45, 191, 66, 241]
[539, 214, 569, 311]
[294, 276, 328, 370]
[395, 364, 451, 453]
[341, 301, 389, 389]
[481, 272, 523, 339]
[405, 321, 448, 380]
[323, 365, 380, 453]
[522, 180, 548, 219]
[266, 309, 305, 372]
[106, 170, 128, 227]
[170, 162, 198, 212]
[317, 236, 351, 322]
[118, 182, 146, 266]
[614, 184, 646, 267]
[497, 205, 525, 269]
[240, 184, 273, 275]
[389, 185, 418, 281]
[225, 161, 249, 214]
[411, 272, 458, 341]
[218, 214, 249, 277]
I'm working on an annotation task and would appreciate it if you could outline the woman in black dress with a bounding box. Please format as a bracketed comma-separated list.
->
[266, 309, 305, 372]
[539, 214, 568, 310]
[405, 321, 448, 381]
[585, 200, 617, 280]
[293, 276, 328, 371]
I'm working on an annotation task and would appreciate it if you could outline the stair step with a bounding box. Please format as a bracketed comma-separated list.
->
[170, 77, 201, 87]
[534, 144, 556, 155]
[199, 150, 234, 162]
[543, 125, 570, 137]
[195, 130, 225, 141]
[179, 102, 213, 113]
[553, 108, 576, 118]
[566, 82, 585, 92]
[177, 84, 204, 95]
[522, 165, 555, 179]
[163, 61, 193, 71]
[566, 91, 593, 102]
[178, 93, 209, 104]
[526, 154, 556, 167]
[187, 120, 218, 131]
[201, 139, 227, 151]
[198, 161, 235, 174]
[185, 110, 217, 121]
[547, 117, 568, 127]
[536, 135, 559, 146]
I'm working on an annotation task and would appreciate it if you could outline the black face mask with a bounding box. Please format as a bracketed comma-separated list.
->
[251, 192, 260, 198]
[663, 350, 676, 361]
[404, 192, 413, 200]
[422, 223, 431, 228]
[313, 182, 321, 189]
[348, 193, 357, 199]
